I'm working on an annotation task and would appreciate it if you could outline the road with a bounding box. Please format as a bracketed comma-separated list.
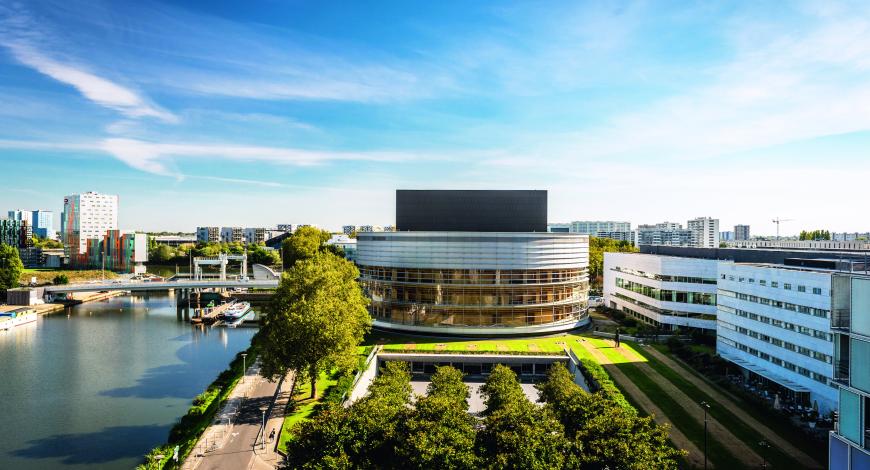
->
[188, 364, 290, 470]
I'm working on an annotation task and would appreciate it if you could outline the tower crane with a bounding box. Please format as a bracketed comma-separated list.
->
[772, 218, 794, 240]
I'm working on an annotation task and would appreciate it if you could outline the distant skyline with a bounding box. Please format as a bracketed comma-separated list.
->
[1, 1, 869, 233]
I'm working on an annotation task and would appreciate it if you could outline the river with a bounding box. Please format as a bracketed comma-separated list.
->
[0, 292, 257, 469]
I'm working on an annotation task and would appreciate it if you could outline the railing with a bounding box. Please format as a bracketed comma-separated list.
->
[832, 308, 851, 330]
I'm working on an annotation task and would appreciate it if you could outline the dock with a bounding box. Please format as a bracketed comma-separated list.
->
[190, 301, 235, 325]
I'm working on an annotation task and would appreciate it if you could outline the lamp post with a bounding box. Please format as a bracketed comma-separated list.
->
[260, 405, 268, 450]
[759, 440, 770, 469]
[241, 353, 247, 384]
[700, 401, 710, 470]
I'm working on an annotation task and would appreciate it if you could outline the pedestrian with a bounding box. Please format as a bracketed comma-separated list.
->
[614, 327, 621, 347]
[269, 428, 276, 443]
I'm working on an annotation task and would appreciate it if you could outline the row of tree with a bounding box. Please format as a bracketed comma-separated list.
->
[283, 362, 683, 469]
[799, 230, 831, 241]
[146, 241, 281, 266]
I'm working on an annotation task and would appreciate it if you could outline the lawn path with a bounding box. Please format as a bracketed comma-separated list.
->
[603, 341, 762, 468]
[643, 346, 824, 469]
[576, 340, 707, 469]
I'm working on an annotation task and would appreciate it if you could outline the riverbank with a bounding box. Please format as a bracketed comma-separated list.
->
[28, 290, 128, 316]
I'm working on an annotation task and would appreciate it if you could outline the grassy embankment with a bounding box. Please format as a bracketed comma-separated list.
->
[20, 268, 119, 285]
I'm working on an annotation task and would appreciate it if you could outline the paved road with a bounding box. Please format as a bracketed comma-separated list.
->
[187, 364, 291, 470]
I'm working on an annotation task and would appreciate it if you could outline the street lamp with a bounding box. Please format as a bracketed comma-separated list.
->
[260, 405, 269, 450]
[759, 440, 770, 469]
[241, 353, 247, 383]
[700, 401, 710, 470]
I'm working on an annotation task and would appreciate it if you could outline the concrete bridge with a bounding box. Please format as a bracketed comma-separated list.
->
[44, 279, 279, 294]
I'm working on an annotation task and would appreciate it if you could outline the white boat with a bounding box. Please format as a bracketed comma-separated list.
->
[0, 308, 37, 330]
[226, 310, 252, 328]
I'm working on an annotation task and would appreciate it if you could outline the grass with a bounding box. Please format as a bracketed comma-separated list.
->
[650, 343, 827, 467]
[587, 338, 744, 469]
[276, 371, 341, 454]
[20, 269, 119, 285]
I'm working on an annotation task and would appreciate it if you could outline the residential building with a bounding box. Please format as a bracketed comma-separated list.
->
[243, 227, 267, 244]
[68, 229, 148, 274]
[726, 240, 870, 251]
[720, 231, 734, 241]
[688, 217, 720, 248]
[357, 190, 589, 336]
[717, 262, 837, 413]
[0, 218, 32, 248]
[152, 235, 197, 246]
[829, 273, 870, 469]
[637, 222, 693, 246]
[61, 192, 119, 256]
[358, 225, 384, 233]
[9, 210, 55, 239]
[547, 223, 571, 233]
[383, 225, 396, 232]
[833, 232, 870, 242]
[276, 224, 296, 233]
[7, 210, 33, 226]
[547, 221, 631, 234]
[735, 224, 751, 241]
[196, 227, 220, 243]
[342, 225, 358, 235]
[220, 227, 243, 243]
[594, 230, 637, 245]
[603, 252, 718, 331]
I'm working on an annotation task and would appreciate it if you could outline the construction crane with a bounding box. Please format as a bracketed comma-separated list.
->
[772, 218, 794, 240]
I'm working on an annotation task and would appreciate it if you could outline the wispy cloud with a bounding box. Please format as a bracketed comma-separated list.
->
[0, 4, 177, 122]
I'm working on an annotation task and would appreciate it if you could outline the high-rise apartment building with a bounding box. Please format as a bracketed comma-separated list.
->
[61, 192, 119, 256]
[0, 218, 32, 248]
[735, 224, 751, 241]
[688, 217, 720, 248]
[720, 231, 734, 241]
[548, 221, 630, 234]
[243, 227, 267, 244]
[31, 210, 55, 239]
[829, 273, 870, 469]
[636, 222, 693, 246]
[220, 227, 244, 243]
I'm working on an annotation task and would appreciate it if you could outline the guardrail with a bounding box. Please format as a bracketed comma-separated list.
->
[45, 279, 279, 293]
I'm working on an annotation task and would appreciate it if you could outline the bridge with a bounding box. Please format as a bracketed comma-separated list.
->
[44, 279, 279, 294]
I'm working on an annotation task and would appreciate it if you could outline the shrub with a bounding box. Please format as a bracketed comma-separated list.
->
[53, 274, 69, 285]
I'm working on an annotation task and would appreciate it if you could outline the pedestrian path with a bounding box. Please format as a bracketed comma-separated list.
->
[182, 361, 294, 470]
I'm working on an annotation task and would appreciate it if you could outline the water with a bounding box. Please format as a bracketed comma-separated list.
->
[0, 292, 257, 469]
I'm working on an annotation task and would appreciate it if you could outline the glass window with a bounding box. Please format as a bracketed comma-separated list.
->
[839, 388, 863, 445]
[851, 338, 870, 392]
[852, 278, 870, 337]
[784, 283, 792, 290]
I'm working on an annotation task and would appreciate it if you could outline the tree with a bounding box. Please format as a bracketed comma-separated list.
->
[476, 365, 567, 469]
[800, 230, 831, 241]
[248, 243, 281, 266]
[0, 244, 23, 292]
[397, 366, 477, 469]
[260, 252, 371, 398]
[588, 237, 638, 281]
[281, 226, 333, 268]
[53, 274, 69, 285]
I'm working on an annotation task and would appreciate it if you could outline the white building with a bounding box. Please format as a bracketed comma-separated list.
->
[358, 225, 384, 233]
[688, 217, 720, 248]
[548, 221, 631, 234]
[603, 252, 719, 331]
[734, 224, 751, 241]
[342, 225, 358, 235]
[326, 234, 358, 260]
[243, 227, 268, 244]
[61, 192, 119, 255]
[636, 222, 693, 246]
[717, 263, 837, 413]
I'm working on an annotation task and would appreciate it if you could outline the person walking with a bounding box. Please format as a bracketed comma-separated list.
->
[614, 327, 621, 347]
[269, 428, 276, 443]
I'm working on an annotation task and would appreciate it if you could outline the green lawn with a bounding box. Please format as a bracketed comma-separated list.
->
[277, 371, 339, 453]
[375, 331, 577, 354]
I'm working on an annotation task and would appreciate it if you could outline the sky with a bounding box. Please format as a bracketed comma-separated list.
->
[0, 0, 869, 234]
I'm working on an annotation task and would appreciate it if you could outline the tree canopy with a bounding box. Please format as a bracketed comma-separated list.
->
[799, 230, 831, 241]
[588, 237, 638, 280]
[281, 226, 333, 268]
[259, 251, 371, 397]
[0, 244, 23, 292]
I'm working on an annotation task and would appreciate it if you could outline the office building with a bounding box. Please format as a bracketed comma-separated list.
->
[717, 262, 837, 413]
[196, 227, 220, 243]
[721, 231, 734, 241]
[357, 190, 589, 336]
[726, 240, 870, 251]
[243, 227, 267, 244]
[603, 252, 718, 331]
[7, 210, 33, 226]
[9, 210, 55, 239]
[637, 222, 694, 246]
[547, 223, 571, 233]
[326, 234, 357, 261]
[735, 224, 751, 241]
[220, 227, 243, 243]
[688, 217, 720, 248]
[829, 273, 870, 469]
[342, 225, 357, 235]
[152, 235, 197, 247]
[833, 232, 870, 242]
[358, 225, 384, 233]
[61, 192, 119, 256]
[69, 229, 147, 274]
[594, 230, 637, 245]
[547, 221, 631, 234]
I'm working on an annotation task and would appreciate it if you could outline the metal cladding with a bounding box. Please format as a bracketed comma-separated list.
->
[396, 190, 547, 232]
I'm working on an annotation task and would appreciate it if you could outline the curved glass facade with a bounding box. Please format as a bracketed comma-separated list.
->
[357, 232, 590, 334]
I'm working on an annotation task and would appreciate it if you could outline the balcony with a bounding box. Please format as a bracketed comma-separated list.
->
[834, 359, 850, 386]
[831, 307, 851, 330]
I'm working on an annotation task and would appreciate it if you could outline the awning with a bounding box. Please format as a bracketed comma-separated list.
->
[720, 352, 811, 393]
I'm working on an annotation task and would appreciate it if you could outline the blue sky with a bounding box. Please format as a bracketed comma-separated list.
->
[1, 0, 869, 233]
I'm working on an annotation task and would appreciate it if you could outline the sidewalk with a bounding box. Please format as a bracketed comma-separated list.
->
[182, 361, 295, 470]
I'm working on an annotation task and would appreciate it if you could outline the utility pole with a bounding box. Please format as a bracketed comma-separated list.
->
[759, 440, 770, 468]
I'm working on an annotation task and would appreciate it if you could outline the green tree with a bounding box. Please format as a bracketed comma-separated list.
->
[281, 226, 333, 268]
[397, 366, 477, 469]
[476, 365, 567, 469]
[588, 237, 638, 281]
[0, 244, 24, 292]
[52, 274, 70, 285]
[260, 252, 371, 398]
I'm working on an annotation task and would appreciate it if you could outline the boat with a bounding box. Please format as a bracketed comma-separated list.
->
[218, 302, 251, 326]
[0, 308, 37, 330]
[225, 310, 252, 328]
